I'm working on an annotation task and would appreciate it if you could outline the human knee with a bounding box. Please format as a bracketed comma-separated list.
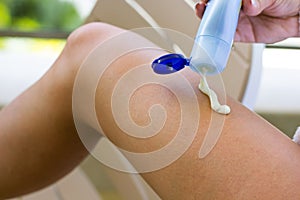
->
[67, 22, 122, 48]
[50, 22, 123, 80]
[64, 22, 124, 69]
[47, 22, 124, 88]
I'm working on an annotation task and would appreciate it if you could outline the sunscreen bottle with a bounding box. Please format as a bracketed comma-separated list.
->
[189, 0, 242, 75]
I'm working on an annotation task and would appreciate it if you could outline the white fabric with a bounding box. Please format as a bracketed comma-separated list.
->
[292, 127, 300, 145]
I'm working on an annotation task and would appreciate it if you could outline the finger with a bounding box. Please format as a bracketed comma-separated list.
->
[195, 0, 208, 19]
[242, 0, 273, 16]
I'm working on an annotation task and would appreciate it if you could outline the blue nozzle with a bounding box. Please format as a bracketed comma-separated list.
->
[152, 54, 189, 74]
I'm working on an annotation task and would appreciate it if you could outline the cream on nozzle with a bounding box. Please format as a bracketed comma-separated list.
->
[189, 0, 242, 75]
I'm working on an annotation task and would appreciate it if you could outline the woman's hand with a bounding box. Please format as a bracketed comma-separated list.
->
[195, 0, 300, 43]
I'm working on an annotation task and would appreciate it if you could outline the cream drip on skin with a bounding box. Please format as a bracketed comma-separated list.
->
[198, 76, 231, 115]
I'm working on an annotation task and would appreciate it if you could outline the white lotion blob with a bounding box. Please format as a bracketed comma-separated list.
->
[198, 76, 231, 115]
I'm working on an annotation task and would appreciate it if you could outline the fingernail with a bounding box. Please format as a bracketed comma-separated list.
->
[251, 0, 258, 7]
[195, 1, 203, 7]
[198, 0, 206, 6]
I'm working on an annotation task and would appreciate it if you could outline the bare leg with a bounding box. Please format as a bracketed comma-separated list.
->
[0, 23, 300, 199]
[0, 23, 123, 198]
[92, 26, 300, 199]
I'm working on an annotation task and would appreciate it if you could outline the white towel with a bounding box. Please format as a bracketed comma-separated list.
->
[292, 127, 300, 145]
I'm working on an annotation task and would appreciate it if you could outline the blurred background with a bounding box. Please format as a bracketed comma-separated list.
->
[0, 0, 300, 199]
[0, 0, 87, 107]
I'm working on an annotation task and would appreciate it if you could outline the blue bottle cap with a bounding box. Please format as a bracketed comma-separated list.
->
[152, 54, 189, 74]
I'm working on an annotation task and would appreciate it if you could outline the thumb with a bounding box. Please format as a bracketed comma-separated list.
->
[195, 1, 208, 19]
[242, 0, 272, 16]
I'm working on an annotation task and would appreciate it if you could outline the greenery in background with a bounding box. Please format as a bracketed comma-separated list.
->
[0, 0, 82, 32]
